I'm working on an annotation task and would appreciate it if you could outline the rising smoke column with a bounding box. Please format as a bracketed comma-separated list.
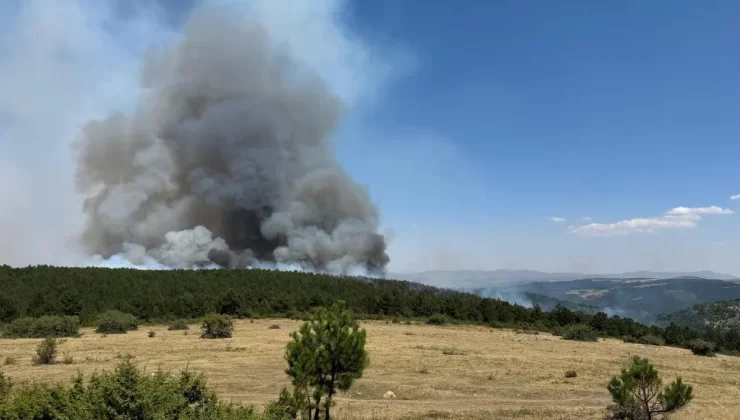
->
[73, 7, 389, 274]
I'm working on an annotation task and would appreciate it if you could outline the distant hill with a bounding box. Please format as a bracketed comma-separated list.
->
[506, 277, 740, 323]
[659, 299, 740, 331]
[389, 269, 738, 289]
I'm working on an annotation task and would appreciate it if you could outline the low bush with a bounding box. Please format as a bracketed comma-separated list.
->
[562, 324, 598, 342]
[285, 309, 302, 320]
[550, 325, 564, 336]
[564, 370, 577, 378]
[687, 339, 715, 357]
[33, 338, 61, 365]
[0, 370, 10, 403]
[3, 357, 16, 366]
[148, 331, 156, 338]
[426, 314, 447, 326]
[2, 316, 80, 338]
[0, 360, 259, 419]
[167, 319, 189, 331]
[95, 310, 139, 334]
[201, 313, 234, 339]
[262, 388, 299, 420]
[638, 334, 666, 346]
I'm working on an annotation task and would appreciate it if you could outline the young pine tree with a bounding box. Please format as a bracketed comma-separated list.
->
[285, 301, 369, 420]
[606, 356, 692, 420]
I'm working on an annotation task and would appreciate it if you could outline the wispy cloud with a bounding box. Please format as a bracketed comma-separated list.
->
[581, 216, 592, 222]
[549, 217, 566, 223]
[571, 206, 734, 236]
[731, 194, 740, 200]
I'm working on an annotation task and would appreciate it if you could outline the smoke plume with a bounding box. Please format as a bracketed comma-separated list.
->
[73, 7, 389, 274]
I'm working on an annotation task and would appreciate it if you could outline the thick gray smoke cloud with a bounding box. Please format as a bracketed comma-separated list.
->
[73, 7, 389, 274]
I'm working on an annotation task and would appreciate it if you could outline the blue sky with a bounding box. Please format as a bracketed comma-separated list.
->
[335, 0, 740, 273]
[1, 0, 739, 274]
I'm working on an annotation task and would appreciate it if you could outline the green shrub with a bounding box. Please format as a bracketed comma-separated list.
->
[0, 370, 11, 403]
[262, 388, 300, 420]
[637, 334, 666, 346]
[95, 310, 139, 334]
[622, 336, 638, 343]
[688, 339, 715, 357]
[0, 360, 259, 419]
[33, 338, 61, 365]
[426, 314, 447, 325]
[2, 316, 80, 338]
[285, 308, 302, 320]
[607, 356, 692, 419]
[167, 319, 189, 331]
[562, 324, 598, 342]
[200, 313, 234, 339]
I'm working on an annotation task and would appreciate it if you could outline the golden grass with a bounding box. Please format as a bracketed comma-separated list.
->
[1, 320, 739, 419]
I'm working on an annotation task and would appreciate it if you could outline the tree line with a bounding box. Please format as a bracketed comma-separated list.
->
[1, 265, 739, 354]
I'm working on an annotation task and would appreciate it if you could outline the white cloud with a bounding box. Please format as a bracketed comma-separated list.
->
[549, 217, 567, 223]
[581, 216, 592, 222]
[571, 206, 734, 237]
[664, 206, 734, 217]
[731, 194, 740, 200]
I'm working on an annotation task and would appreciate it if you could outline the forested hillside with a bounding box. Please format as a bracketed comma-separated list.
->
[1, 265, 740, 353]
[659, 299, 740, 331]
[510, 277, 740, 321]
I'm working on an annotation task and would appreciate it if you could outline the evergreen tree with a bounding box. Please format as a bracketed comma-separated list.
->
[606, 356, 692, 420]
[285, 301, 369, 420]
[0, 294, 18, 323]
[58, 290, 83, 317]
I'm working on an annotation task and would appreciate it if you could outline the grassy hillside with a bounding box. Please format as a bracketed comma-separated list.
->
[659, 299, 740, 331]
[509, 277, 740, 322]
[1, 320, 738, 419]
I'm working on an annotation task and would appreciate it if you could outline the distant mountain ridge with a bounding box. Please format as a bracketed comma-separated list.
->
[389, 269, 738, 289]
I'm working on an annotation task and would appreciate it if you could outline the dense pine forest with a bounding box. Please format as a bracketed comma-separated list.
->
[1, 265, 740, 353]
[659, 298, 740, 331]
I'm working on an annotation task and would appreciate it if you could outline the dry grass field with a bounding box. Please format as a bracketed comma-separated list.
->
[2, 320, 740, 419]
